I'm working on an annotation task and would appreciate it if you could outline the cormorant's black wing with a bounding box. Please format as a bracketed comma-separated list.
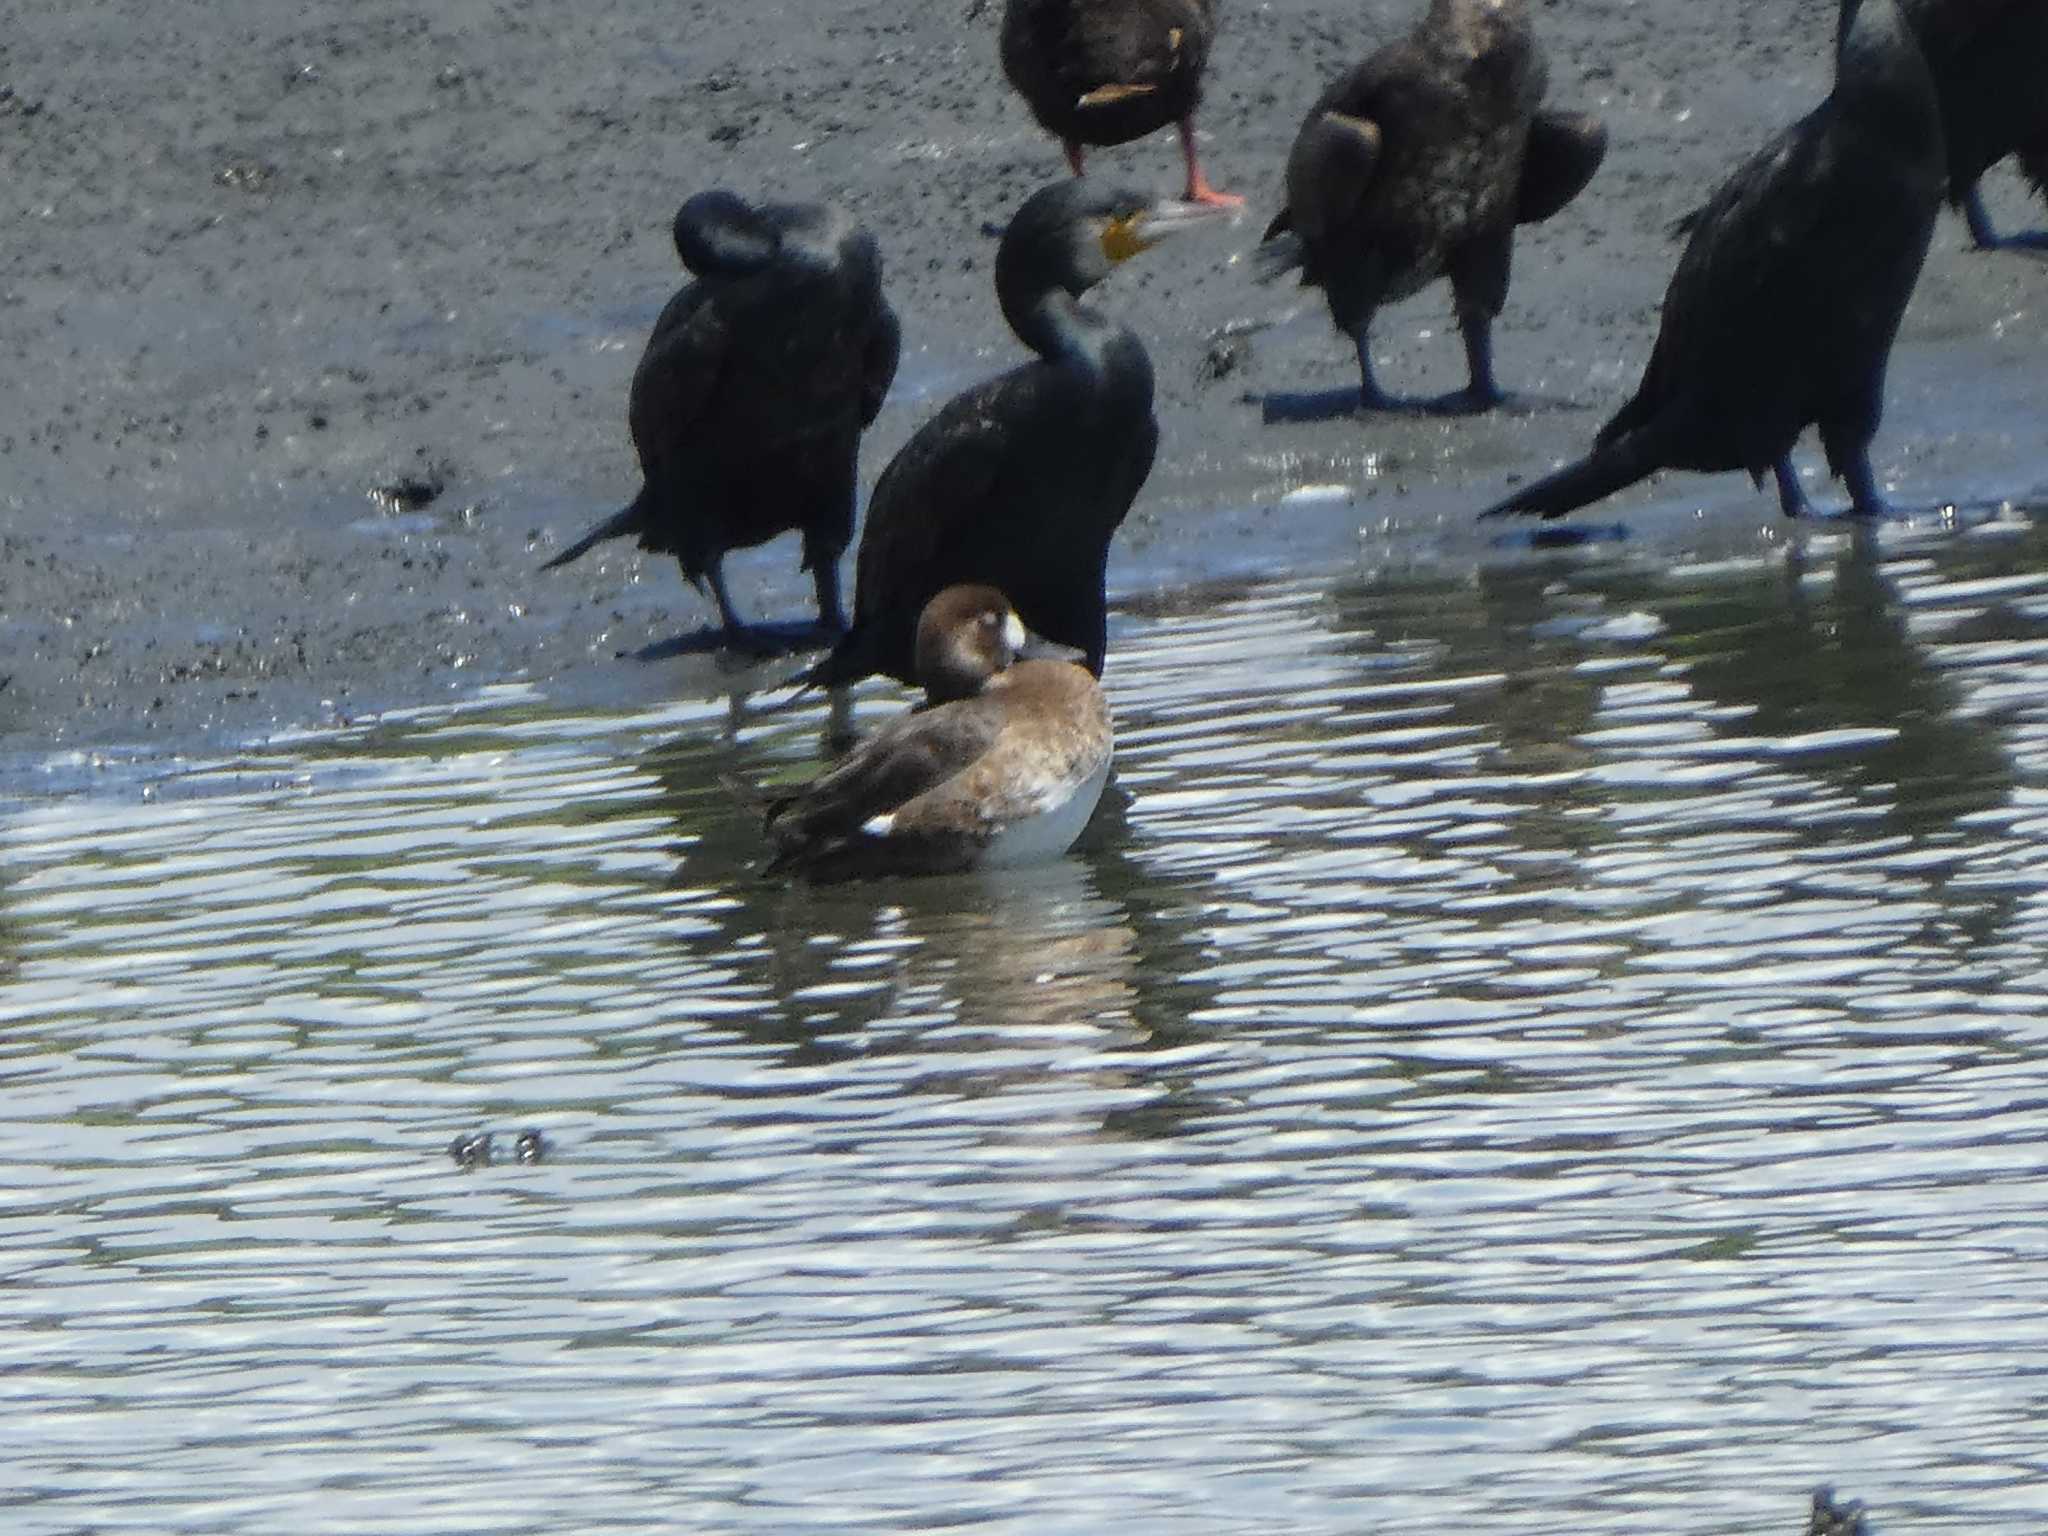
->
[850, 365, 1062, 624]
[860, 301, 902, 428]
[1516, 110, 1607, 225]
[1607, 108, 1838, 443]
[627, 283, 733, 470]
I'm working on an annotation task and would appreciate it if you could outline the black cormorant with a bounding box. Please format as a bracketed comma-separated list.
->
[764, 585, 1113, 882]
[796, 180, 1222, 691]
[1000, 0, 1240, 206]
[542, 192, 901, 648]
[1481, 0, 1942, 523]
[1894, 0, 2048, 248]
[1258, 0, 1606, 411]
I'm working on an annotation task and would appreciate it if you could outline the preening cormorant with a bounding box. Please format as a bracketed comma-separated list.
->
[542, 192, 901, 648]
[796, 180, 1223, 691]
[1893, 0, 2048, 248]
[763, 585, 1113, 882]
[1000, 0, 1240, 207]
[1481, 0, 1942, 523]
[1258, 0, 1606, 411]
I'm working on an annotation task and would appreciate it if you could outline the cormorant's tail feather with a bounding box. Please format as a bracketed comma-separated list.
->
[1251, 230, 1306, 284]
[1479, 422, 1675, 521]
[540, 494, 645, 570]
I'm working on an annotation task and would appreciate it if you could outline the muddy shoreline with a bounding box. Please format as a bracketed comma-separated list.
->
[2, 0, 2044, 787]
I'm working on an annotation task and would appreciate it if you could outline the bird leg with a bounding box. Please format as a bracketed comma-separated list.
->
[1454, 310, 1506, 411]
[1063, 138, 1087, 178]
[704, 561, 778, 656]
[1177, 117, 1243, 208]
[1841, 451, 1890, 520]
[1962, 182, 2003, 250]
[1772, 456, 1815, 519]
[809, 556, 848, 639]
[1351, 325, 1398, 413]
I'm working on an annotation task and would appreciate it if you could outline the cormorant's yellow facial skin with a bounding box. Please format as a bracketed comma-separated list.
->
[1100, 212, 1152, 264]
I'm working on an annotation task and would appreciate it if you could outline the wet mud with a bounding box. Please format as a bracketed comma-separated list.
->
[2, 0, 2044, 776]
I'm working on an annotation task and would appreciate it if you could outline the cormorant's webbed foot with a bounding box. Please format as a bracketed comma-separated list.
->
[1177, 119, 1244, 209]
[1964, 184, 2004, 251]
[706, 561, 806, 659]
[1960, 185, 2048, 252]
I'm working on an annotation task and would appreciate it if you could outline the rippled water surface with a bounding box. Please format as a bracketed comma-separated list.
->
[7, 517, 2048, 1534]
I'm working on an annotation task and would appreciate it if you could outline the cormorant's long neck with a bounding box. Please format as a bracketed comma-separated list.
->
[1834, 0, 1939, 159]
[1005, 288, 1150, 409]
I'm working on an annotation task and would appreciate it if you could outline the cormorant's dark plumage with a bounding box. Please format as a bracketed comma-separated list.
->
[1892, 0, 2048, 248]
[1481, 0, 1943, 523]
[798, 180, 1219, 691]
[1258, 0, 1606, 411]
[542, 192, 901, 646]
[1000, 0, 1239, 206]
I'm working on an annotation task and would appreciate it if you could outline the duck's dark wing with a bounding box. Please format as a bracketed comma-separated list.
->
[765, 695, 1008, 850]
[1516, 110, 1607, 224]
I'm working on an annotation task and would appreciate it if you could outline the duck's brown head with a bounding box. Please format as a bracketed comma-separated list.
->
[913, 585, 1026, 703]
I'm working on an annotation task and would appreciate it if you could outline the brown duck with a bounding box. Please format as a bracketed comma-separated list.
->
[763, 586, 1113, 882]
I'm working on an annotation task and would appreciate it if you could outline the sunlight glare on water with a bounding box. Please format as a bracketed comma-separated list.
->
[4, 519, 2048, 1534]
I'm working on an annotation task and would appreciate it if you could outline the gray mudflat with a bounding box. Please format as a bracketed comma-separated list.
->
[3, 0, 2044, 771]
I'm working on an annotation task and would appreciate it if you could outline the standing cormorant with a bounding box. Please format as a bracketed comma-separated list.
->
[1481, 0, 1942, 523]
[797, 180, 1222, 691]
[542, 192, 901, 649]
[1000, 0, 1241, 207]
[763, 585, 1113, 881]
[1257, 0, 1606, 411]
[1893, 0, 2048, 248]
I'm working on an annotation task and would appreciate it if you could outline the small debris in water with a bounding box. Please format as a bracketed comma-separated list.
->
[448, 1130, 494, 1170]
[1807, 1487, 1869, 1536]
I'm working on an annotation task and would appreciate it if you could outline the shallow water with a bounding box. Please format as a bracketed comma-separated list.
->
[6, 515, 2048, 1534]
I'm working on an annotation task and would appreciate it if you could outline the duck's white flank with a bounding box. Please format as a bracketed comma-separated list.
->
[979, 753, 1112, 867]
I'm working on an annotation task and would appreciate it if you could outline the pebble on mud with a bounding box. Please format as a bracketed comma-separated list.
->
[370, 474, 446, 515]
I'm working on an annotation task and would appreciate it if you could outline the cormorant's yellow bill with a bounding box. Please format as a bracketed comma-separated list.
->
[1099, 199, 1233, 265]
